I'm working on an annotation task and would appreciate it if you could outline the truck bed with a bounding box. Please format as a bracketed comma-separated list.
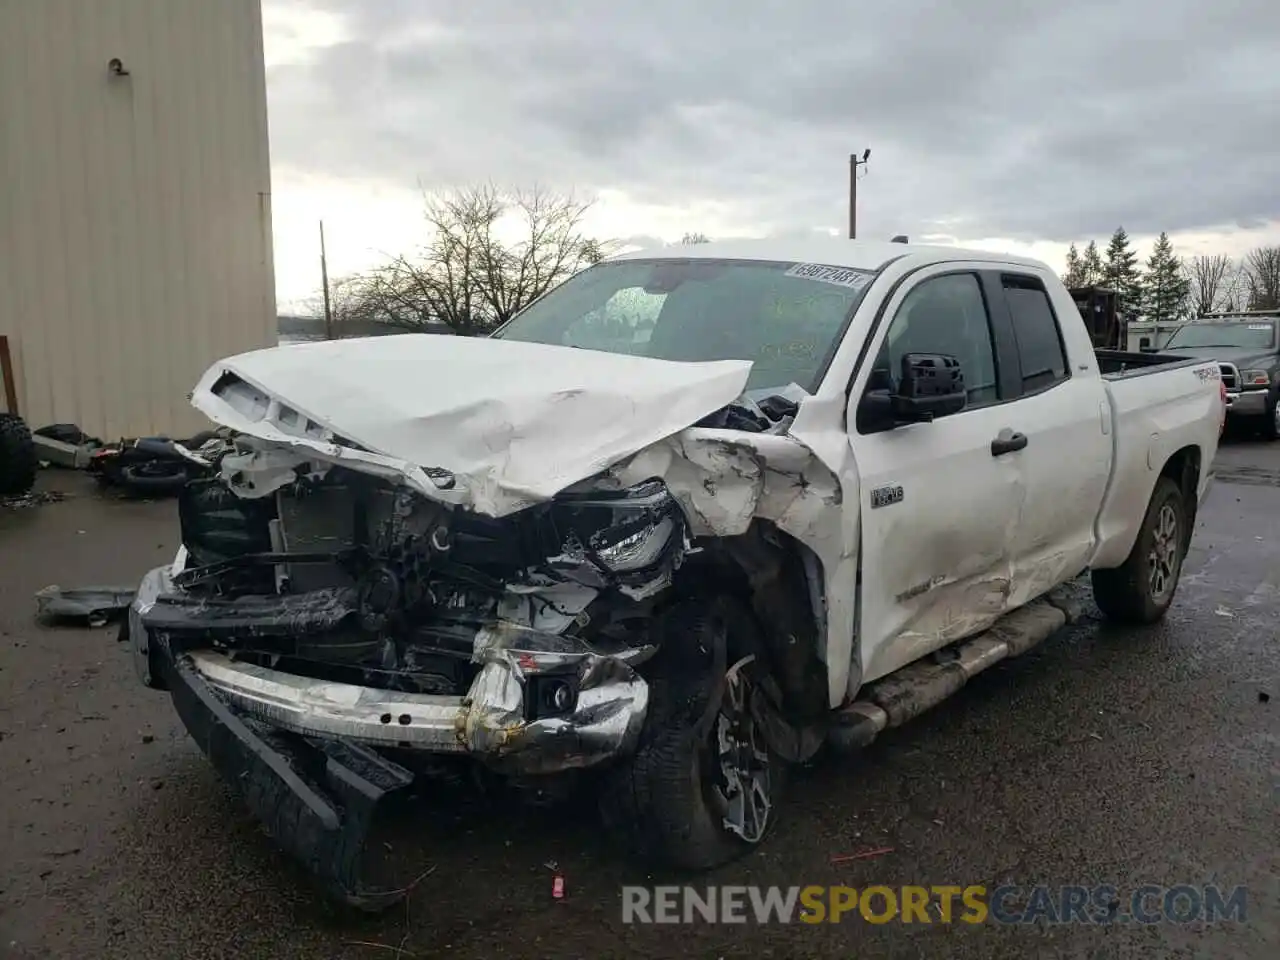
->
[1095, 349, 1205, 379]
[1088, 349, 1222, 571]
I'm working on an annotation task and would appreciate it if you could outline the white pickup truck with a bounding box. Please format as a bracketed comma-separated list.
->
[124, 239, 1225, 907]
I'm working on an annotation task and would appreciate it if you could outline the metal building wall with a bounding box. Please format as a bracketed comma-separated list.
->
[0, 0, 275, 439]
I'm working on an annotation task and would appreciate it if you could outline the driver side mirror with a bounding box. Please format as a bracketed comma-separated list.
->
[857, 353, 967, 433]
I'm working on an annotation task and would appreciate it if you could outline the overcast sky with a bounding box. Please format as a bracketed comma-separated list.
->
[262, 0, 1280, 309]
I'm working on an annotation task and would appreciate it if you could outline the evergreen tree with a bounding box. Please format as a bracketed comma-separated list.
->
[1141, 232, 1190, 323]
[1103, 227, 1142, 311]
[1081, 241, 1104, 285]
[1063, 243, 1085, 286]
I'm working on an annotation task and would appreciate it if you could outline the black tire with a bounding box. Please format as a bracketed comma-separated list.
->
[1091, 475, 1188, 624]
[1260, 392, 1280, 441]
[179, 430, 221, 448]
[0, 413, 38, 497]
[117, 461, 191, 496]
[599, 597, 787, 871]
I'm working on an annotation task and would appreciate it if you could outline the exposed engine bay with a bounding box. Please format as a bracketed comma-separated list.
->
[135, 431, 832, 779]
[173, 465, 687, 700]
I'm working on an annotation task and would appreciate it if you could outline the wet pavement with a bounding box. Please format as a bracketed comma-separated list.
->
[1, 439, 1276, 959]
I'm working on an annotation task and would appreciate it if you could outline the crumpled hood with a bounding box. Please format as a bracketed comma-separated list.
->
[190, 333, 753, 516]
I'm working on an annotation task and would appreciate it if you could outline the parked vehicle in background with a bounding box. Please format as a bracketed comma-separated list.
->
[124, 239, 1224, 908]
[0, 411, 37, 496]
[1162, 311, 1280, 439]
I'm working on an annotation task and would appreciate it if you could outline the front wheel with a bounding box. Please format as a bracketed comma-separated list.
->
[600, 599, 786, 871]
[1091, 475, 1188, 624]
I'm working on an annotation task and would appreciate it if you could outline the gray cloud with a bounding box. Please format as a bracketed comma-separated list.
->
[268, 0, 1280, 246]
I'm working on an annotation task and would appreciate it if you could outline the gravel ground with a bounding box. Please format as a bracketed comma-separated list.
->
[1, 438, 1276, 959]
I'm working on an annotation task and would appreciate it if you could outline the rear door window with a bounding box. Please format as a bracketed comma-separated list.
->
[1003, 275, 1069, 393]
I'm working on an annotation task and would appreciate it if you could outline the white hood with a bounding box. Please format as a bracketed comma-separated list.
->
[191, 334, 752, 515]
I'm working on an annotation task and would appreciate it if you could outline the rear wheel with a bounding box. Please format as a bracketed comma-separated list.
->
[0, 412, 37, 497]
[600, 598, 786, 871]
[1091, 475, 1188, 624]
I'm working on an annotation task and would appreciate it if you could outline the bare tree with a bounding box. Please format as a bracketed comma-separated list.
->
[332, 185, 612, 336]
[1183, 254, 1233, 318]
[296, 274, 404, 335]
[1242, 246, 1280, 311]
[1219, 262, 1249, 312]
[680, 232, 711, 244]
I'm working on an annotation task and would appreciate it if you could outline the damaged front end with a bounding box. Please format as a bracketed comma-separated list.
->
[125, 450, 696, 904]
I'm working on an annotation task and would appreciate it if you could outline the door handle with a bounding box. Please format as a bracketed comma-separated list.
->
[991, 431, 1028, 456]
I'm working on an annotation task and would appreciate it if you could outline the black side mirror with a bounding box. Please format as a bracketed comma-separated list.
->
[1139, 344, 1156, 353]
[857, 353, 967, 433]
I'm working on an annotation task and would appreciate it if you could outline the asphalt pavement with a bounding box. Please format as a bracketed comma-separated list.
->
[1, 437, 1276, 959]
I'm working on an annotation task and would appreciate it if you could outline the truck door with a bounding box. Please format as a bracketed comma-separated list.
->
[991, 272, 1110, 603]
[848, 266, 1026, 683]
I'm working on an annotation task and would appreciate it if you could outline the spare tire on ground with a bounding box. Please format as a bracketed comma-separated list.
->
[0, 412, 38, 497]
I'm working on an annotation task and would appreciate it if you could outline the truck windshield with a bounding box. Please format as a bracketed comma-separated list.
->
[1165, 321, 1277, 350]
[491, 258, 878, 393]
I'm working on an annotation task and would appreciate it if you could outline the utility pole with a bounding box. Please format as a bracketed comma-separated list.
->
[319, 220, 334, 340]
[849, 148, 871, 239]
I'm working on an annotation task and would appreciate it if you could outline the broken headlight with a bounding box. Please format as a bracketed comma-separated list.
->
[595, 514, 678, 572]
[554, 479, 684, 575]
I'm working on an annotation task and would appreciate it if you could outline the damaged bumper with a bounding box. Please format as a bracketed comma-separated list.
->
[162, 647, 415, 908]
[128, 566, 651, 776]
[126, 564, 651, 907]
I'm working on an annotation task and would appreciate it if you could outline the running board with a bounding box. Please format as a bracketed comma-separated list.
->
[828, 581, 1090, 752]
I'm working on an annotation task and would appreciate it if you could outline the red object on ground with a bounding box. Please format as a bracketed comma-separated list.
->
[830, 846, 894, 864]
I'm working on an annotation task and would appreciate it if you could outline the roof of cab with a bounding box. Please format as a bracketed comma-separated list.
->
[609, 237, 1050, 274]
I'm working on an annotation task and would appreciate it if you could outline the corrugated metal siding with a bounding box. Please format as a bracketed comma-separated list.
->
[0, 0, 275, 438]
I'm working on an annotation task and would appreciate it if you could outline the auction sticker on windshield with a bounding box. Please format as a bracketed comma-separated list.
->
[785, 263, 872, 290]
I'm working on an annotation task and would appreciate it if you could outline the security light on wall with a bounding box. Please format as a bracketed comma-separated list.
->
[108, 58, 130, 77]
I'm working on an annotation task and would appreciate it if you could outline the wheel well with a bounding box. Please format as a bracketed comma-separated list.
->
[671, 520, 828, 722]
[1159, 444, 1201, 544]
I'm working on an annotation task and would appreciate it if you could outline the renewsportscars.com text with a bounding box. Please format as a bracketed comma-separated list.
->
[621, 884, 1248, 925]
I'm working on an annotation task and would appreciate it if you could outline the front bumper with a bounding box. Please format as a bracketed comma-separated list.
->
[1224, 389, 1268, 416]
[128, 566, 651, 775]
[124, 564, 653, 907]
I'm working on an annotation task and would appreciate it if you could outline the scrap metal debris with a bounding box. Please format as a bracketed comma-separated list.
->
[1, 490, 66, 510]
[35, 585, 135, 627]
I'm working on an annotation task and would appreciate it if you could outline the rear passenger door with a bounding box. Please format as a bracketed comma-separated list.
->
[992, 272, 1110, 605]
